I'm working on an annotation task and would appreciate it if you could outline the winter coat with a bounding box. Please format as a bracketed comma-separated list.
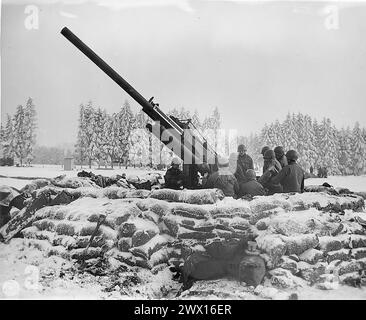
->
[239, 179, 266, 197]
[205, 168, 239, 198]
[277, 155, 288, 169]
[164, 167, 184, 190]
[258, 160, 283, 195]
[263, 158, 282, 174]
[235, 154, 254, 183]
[271, 162, 305, 193]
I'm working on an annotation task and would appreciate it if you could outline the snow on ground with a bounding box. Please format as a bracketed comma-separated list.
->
[1, 239, 365, 300]
[305, 175, 366, 192]
[0, 164, 164, 189]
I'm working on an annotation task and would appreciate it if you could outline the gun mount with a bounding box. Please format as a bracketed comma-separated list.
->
[61, 27, 217, 188]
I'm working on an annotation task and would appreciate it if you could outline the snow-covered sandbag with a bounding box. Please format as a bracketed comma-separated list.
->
[298, 248, 324, 264]
[129, 234, 170, 260]
[298, 261, 327, 284]
[209, 199, 251, 219]
[149, 189, 180, 202]
[117, 237, 132, 252]
[21, 179, 51, 194]
[350, 235, 366, 248]
[326, 249, 350, 263]
[131, 229, 158, 247]
[118, 217, 159, 238]
[70, 247, 104, 260]
[283, 234, 319, 256]
[149, 188, 224, 204]
[171, 203, 209, 220]
[318, 236, 343, 252]
[256, 234, 287, 266]
[179, 189, 225, 204]
[51, 175, 99, 189]
[135, 198, 171, 217]
[268, 268, 306, 289]
[177, 226, 216, 240]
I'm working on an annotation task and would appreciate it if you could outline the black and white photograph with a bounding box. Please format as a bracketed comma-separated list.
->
[1, 0, 366, 303]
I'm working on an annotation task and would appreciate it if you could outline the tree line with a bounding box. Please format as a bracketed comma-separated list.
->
[0, 98, 37, 166]
[74, 100, 222, 168]
[2, 98, 366, 176]
[240, 113, 366, 175]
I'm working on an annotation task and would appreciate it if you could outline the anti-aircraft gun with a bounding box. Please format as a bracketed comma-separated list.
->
[61, 27, 218, 189]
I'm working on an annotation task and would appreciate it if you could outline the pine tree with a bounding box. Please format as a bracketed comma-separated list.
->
[2, 114, 15, 159]
[75, 104, 87, 168]
[24, 97, 37, 165]
[13, 105, 27, 166]
[350, 122, 366, 175]
[115, 100, 135, 166]
[83, 101, 96, 168]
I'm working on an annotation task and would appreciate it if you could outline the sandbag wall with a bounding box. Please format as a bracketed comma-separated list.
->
[17, 185, 366, 288]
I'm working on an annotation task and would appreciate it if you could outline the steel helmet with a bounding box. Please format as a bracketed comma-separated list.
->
[245, 169, 257, 180]
[261, 146, 270, 156]
[171, 157, 181, 166]
[237, 144, 247, 153]
[286, 150, 298, 161]
[263, 150, 275, 160]
[274, 146, 285, 157]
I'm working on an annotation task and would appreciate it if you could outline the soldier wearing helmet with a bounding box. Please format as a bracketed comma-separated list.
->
[274, 146, 288, 169]
[261, 146, 270, 157]
[164, 157, 184, 190]
[204, 156, 239, 197]
[238, 169, 266, 197]
[258, 150, 283, 195]
[271, 150, 305, 193]
[234, 144, 254, 184]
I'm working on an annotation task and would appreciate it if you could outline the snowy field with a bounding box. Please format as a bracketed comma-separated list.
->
[0, 165, 165, 190]
[0, 164, 366, 192]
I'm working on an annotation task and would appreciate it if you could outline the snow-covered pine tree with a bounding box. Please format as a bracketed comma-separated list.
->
[129, 110, 149, 167]
[2, 114, 15, 159]
[337, 127, 353, 175]
[115, 100, 135, 167]
[23, 97, 37, 166]
[303, 115, 318, 171]
[83, 101, 96, 168]
[74, 104, 87, 168]
[91, 107, 107, 168]
[350, 122, 366, 175]
[317, 117, 339, 174]
[13, 105, 27, 166]
[103, 113, 119, 168]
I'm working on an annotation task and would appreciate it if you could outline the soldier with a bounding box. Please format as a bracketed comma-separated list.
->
[235, 144, 254, 184]
[239, 169, 266, 197]
[261, 146, 270, 157]
[208, 156, 239, 198]
[274, 146, 288, 169]
[271, 150, 305, 193]
[164, 157, 184, 190]
[258, 150, 283, 195]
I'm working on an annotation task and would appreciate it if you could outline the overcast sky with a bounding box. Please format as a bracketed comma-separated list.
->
[1, 0, 366, 146]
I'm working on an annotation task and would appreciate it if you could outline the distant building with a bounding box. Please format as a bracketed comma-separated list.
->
[63, 157, 74, 171]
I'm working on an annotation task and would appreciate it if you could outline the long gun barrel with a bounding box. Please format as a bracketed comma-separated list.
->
[61, 27, 217, 187]
[60, 27, 183, 134]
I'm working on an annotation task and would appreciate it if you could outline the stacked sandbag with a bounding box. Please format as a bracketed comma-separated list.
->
[20, 179, 51, 194]
[19, 198, 141, 260]
[50, 175, 100, 189]
[254, 205, 366, 288]
[150, 188, 225, 204]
